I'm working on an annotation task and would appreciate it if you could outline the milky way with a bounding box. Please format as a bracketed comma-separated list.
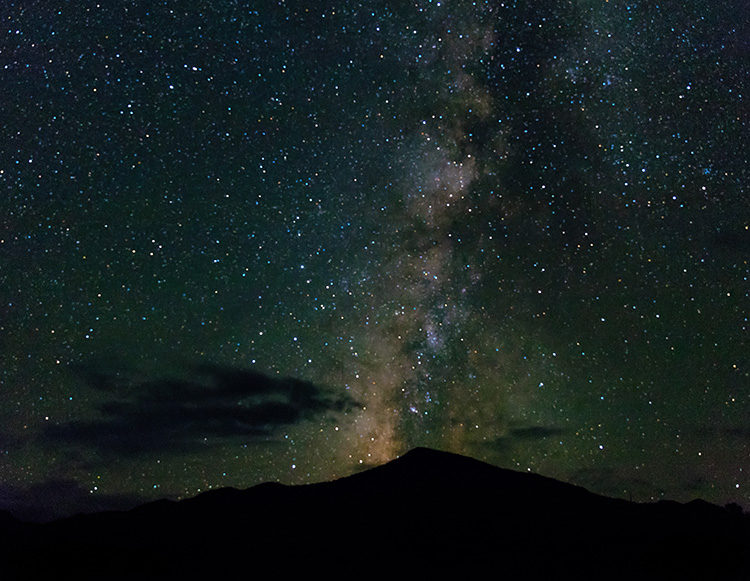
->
[1, 0, 747, 520]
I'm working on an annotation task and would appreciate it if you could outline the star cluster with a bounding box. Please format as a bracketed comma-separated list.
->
[0, 0, 747, 520]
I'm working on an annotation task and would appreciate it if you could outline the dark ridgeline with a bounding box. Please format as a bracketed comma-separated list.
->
[1, 448, 748, 579]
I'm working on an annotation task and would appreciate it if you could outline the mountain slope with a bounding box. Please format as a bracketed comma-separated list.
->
[2, 448, 748, 580]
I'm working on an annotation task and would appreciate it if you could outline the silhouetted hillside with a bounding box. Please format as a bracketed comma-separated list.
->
[2, 448, 748, 580]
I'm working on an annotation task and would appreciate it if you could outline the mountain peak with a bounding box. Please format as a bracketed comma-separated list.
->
[390, 446, 476, 471]
[358, 446, 590, 501]
[396, 446, 468, 464]
[2, 448, 747, 579]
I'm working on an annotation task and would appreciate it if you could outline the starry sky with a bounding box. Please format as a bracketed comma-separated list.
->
[1, 0, 747, 521]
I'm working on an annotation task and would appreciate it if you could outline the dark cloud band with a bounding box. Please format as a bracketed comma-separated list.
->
[44, 363, 358, 457]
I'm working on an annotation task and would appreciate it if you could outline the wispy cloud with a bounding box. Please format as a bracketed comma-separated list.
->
[44, 363, 358, 457]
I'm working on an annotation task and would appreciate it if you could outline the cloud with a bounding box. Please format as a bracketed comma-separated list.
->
[479, 425, 566, 448]
[0, 428, 21, 451]
[694, 426, 750, 440]
[0, 480, 145, 522]
[474, 425, 567, 460]
[724, 428, 750, 439]
[44, 363, 358, 457]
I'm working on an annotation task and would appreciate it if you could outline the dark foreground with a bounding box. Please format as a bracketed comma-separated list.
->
[1, 448, 748, 579]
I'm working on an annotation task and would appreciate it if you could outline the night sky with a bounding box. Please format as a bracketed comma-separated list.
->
[1, 0, 747, 521]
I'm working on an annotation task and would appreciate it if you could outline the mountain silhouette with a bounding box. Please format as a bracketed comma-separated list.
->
[2, 448, 748, 579]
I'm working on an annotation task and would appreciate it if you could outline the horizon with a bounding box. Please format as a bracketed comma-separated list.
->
[1, 0, 747, 522]
[4, 445, 747, 523]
